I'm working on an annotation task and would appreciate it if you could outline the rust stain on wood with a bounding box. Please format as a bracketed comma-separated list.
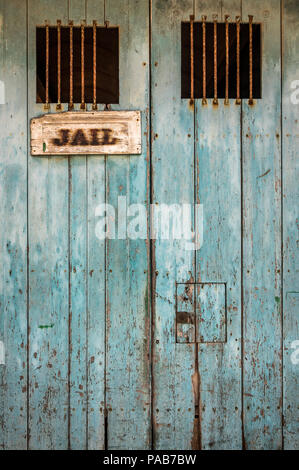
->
[191, 368, 200, 450]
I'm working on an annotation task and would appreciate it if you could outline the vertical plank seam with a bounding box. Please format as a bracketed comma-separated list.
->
[85, 0, 89, 451]
[105, 2, 108, 449]
[240, 0, 247, 451]
[149, 0, 154, 451]
[67, 2, 71, 448]
[194, 0, 202, 450]
[104, 155, 108, 449]
[104, 0, 107, 450]
[240, 67, 245, 451]
[193, 0, 200, 451]
[85, 149, 89, 450]
[280, 0, 284, 450]
[26, 0, 30, 450]
[67, 144, 72, 450]
[240, 0, 245, 452]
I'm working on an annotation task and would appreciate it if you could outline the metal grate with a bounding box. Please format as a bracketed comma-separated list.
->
[36, 20, 119, 110]
[181, 15, 261, 104]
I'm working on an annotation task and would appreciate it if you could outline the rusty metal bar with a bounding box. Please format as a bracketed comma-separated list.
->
[248, 15, 254, 105]
[80, 21, 86, 110]
[104, 17, 110, 106]
[92, 20, 97, 110]
[56, 20, 62, 110]
[44, 21, 50, 110]
[213, 14, 218, 105]
[69, 21, 74, 110]
[224, 15, 230, 105]
[236, 16, 241, 104]
[202, 15, 207, 105]
[190, 14, 194, 104]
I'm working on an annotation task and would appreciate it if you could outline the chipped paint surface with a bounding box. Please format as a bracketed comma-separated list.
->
[0, 0, 298, 451]
[0, 341, 5, 365]
[282, 0, 299, 449]
[242, 0, 283, 450]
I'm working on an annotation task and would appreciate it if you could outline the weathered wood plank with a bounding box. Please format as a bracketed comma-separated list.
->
[0, 0, 296, 451]
[28, 0, 69, 449]
[105, 0, 151, 449]
[196, 283, 226, 344]
[195, 0, 242, 450]
[68, 0, 89, 450]
[152, 0, 197, 450]
[242, 0, 282, 450]
[282, 0, 299, 450]
[176, 283, 196, 344]
[30, 111, 141, 155]
[0, 0, 28, 449]
[69, 152, 88, 450]
[68, 0, 107, 451]
[85, 0, 106, 451]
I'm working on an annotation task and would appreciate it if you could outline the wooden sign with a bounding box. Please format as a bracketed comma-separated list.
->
[30, 111, 141, 155]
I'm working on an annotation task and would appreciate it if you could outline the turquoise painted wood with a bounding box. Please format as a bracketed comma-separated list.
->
[195, 0, 242, 450]
[28, 0, 69, 450]
[68, 0, 103, 450]
[68, 0, 88, 449]
[282, 0, 299, 450]
[242, 0, 282, 450]
[104, 0, 151, 449]
[0, 0, 28, 450]
[85, 0, 106, 451]
[151, 0, 196, 450]
[0, 0, 298, 450]
[196, 283, 226, 343]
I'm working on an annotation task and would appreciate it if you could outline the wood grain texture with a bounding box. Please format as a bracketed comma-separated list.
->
[1, 0, 298, 451]
[27, 0, 69, 450]
[195, 0, 242, 451]
[68, 0, 103, 450]
[85, 0, 106, 451]
[196, 283, 226, 344]
[30, 111, 142, 155]
[242, 0, 282, 450]
[282, 0, 299, 450]
[105, 0, 151, 449]
[152, 0, 197, 450]
[0, 0, 28, 450]
[67, 1, 88, 450]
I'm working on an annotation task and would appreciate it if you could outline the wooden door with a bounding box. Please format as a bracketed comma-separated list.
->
[0, 0, 298, 450]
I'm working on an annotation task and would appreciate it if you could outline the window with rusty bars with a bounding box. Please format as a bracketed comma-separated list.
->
[181, 15, 261, 104]
[36, 21, 119, 109]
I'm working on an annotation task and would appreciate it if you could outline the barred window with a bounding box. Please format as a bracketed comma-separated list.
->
[181, 16, 261, 103]
[36, 22, 119, 108]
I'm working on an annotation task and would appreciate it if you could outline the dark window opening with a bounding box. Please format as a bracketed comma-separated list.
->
[36, 25, 119, 104]
[181, 21, 261, 99]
